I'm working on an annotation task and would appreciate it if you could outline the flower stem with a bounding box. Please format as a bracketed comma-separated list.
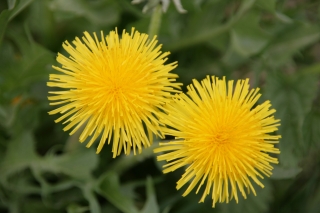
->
[148, 2, 162, 38]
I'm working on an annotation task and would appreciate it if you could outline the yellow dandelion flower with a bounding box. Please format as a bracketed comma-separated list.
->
[47, 28, 181, 157]
[155, 76, 280, 207]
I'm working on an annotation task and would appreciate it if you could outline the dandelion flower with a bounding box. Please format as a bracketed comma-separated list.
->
[47, 28, 181, 157]
[155, 76, 280, 207]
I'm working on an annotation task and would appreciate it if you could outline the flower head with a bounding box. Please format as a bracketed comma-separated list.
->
[47, 28, 181, 157]
[155, 76, 280, 207]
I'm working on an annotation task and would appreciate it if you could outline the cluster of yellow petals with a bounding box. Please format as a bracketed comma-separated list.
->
[47, 28, 181, 157]
[155, 76, 281, 207]
[48, 27, 281, 207]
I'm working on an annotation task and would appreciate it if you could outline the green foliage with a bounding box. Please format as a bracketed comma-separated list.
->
[220, 179, 273, 213]
[0, 0, 320, 212]
[265, 71, 318, 167]
[96, 172, 140, 213]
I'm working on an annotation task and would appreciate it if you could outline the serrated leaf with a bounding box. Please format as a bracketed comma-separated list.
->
[95, 172, 140, 213]
[264, 71, 318, 167]
[141, 177, 159, 213]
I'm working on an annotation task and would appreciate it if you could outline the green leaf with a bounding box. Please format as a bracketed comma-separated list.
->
[0, 0, 34, 45]
[300, 63, 320, 75]
[302, 108, 320, 154]
[264, 71, 318, 167]
[231, 11, 270, 57]
[222, 45, 247, 67]
[0, 102, 19, 128]
[22, 199, 62, 213]
[306, 185, 320, 213]
[48, 0, 119, 26]
[9, 0, 34, 21]
[67, 204, 89, 213]
[0, 10, 10, 45]
[274, 12, 293, 24]
[27, 0, 56, 49]
[0, 131, 39, 181]
[95, 172, 140, 213]
[8, 0, 17, 9]
[271, 165, 302, 179]
[39, 148, 98, 181]
[220, 179, 273, 213]
[255, 0, 277, 12]
[0, 28, 55, 97]
[81, 182, 101, 213]
[108, 142, 159, 175]
[141, 177, 159, 213]
[165, 0, 256, 51]
[223, 11, 270, 66]
[234, 0, 256, 18]
[264, 23, 320, 68]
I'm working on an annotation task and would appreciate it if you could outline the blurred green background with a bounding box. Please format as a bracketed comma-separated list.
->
[0, 0, 320, 212]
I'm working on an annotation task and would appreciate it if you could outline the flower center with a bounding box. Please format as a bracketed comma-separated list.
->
[212, 130, 231, 145]
[111, 85, 123, 96]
